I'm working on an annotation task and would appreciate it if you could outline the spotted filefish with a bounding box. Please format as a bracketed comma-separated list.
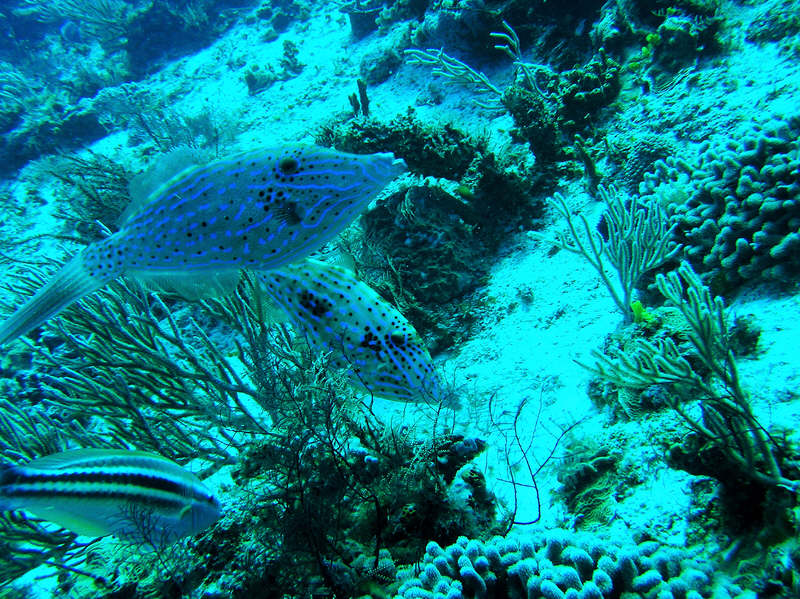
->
[0, 146, 406, 345]
[0, 449, 221, 545]
[257, 259, 447, 404]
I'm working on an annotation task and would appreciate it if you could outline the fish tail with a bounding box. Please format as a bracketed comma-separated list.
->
[0, 243, 121, 345]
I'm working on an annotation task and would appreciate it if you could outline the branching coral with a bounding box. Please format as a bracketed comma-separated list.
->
[530, 187, 680, 321]
[13, 0, 131, 44]
[0, 266, 256, 469]
[395, 528, 751, 599]
[640, 114, 800, 293]
[586, 262, 797, 496]
[187, 353, 496, 598]
[404, 48, 505, 110]
[0, 512, 102, 590]
[49, 152, 133, 243]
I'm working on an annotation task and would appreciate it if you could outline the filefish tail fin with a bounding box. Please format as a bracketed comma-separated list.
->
[0, 247, 118, 346]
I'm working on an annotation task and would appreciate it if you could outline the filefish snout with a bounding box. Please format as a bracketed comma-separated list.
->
[359, 151, 408, 186]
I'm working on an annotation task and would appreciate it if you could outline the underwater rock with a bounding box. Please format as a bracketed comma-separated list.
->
[0, 100, 105, 176]
[255, 0, 309, 34]
[340, 1, 382, 39]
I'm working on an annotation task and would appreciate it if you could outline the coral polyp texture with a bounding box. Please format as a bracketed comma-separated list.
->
[640, 114, 800, 292]
[395, 530, 751, 599]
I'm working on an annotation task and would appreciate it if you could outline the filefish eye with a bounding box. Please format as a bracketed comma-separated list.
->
[278, 157, 300, 175]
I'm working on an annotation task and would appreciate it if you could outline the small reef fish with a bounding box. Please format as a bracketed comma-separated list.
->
[0, 449, 221, 544]
[0, 146, 406, 345]
[257, 259, 446, 404]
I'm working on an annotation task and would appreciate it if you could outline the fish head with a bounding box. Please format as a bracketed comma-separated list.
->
[271, 145, 407, 188]
[264, 146, 407, 224]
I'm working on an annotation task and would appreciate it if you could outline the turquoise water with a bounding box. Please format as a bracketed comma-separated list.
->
[0, 1, 799, 597]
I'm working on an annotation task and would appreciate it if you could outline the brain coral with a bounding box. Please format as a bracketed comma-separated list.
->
[394, 529, 752, 599]
[639, 114, 800, 293]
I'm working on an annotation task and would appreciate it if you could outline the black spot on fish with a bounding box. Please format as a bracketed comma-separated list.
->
[278, 157, 300, 175]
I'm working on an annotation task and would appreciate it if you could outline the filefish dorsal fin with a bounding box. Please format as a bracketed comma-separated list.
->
[120, 147, 206, 227]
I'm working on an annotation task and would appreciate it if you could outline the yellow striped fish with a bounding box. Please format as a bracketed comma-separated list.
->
[0, 449, 221, 545]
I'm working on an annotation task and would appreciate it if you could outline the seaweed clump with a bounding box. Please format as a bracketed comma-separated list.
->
[502, 50, 621, 167]
[191, 394, 499, 598]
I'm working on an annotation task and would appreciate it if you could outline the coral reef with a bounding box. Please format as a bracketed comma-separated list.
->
[745, 0, 800, 44]
[320, 113, 540, 351]
[594, 0, 721, 84]
[254, 0, 310, 36]
[1, 0, 799, 597]
[0, 0, 256, 174]
[557, 442, 621, 522]
[640, 114, 800, 293]
[0, 92, 105, 176]
[395, 529, 752, 599]
[607, 132, 676, 192]
[588, 263, 800, 544]
[407, 34, 620, 168]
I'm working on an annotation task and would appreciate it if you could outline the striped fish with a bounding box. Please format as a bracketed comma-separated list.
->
[0, 146, 406, 345]
[0, 449, 221, 545]
[257, 259, 447, 404]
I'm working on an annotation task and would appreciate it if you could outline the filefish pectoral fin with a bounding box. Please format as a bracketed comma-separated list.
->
[274, 202, 303, 226]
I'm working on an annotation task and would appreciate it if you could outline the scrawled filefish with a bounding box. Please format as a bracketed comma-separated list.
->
[0, 146, 406, 345]
[0, 449, 220, 545]
[257, 259, 447, 404]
